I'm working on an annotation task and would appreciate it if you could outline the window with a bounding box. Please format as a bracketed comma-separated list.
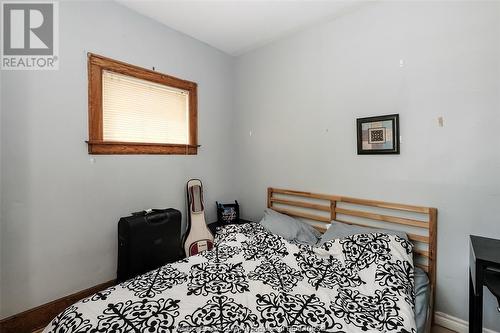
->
[87, 53, 198, 154]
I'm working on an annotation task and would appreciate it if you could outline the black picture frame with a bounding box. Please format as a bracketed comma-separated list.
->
[356, 114, 400, 155]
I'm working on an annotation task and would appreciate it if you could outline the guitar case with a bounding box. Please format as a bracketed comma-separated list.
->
[183, 179, 214, 256]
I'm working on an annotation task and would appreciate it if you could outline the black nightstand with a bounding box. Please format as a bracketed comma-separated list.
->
[208, 219, 253, 235]
[469, 235, 500, 333]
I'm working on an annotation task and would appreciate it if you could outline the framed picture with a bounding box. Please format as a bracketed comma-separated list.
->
[356, 114, 400, 154]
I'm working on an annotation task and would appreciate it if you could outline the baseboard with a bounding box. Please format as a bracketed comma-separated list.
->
[0, 279, 116, 333]
[435, 311, 499, 333]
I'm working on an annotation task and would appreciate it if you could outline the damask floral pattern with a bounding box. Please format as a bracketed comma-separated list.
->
[178, 295, 258, 333]
[91, 298, 180, 333]
[46, 306, 92, 333]
[82, 287, 116, 303]
[248, 256, 303, 292]
[256, 292, 343, 332]
[242, 228, 289, 260]
[376, 259, 415, 306]
[201, 243, 241, 262]
[295, 249, 363, 290]
[120, 264, 187, 298]
[331, 288, 405, 332]
[340, 233, 392, 271]
[396, 237, 414, 255]
[43, 224, 417, 333]
[187, 262, 249, 296]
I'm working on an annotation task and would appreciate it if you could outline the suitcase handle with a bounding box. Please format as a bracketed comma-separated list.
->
[146, 213, 167, 224]
[131, 209, 152, 216]
[131, 209, 170, 224]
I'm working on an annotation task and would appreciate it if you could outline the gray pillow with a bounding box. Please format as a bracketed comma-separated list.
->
[318, 221, 408, 245]
[259, 209, 321, 244]
[414, 267, 430, 333]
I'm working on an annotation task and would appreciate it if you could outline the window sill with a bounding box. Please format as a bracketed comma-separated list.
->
[86, 141, 198, 155]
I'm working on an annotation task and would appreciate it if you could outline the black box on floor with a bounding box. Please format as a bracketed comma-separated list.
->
[117, 208, 184, 282]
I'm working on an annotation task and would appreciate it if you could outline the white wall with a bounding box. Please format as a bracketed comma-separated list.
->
[234, 1, 500, 331]
[2, 0, 499, 328]
[0, 1, 235, 318]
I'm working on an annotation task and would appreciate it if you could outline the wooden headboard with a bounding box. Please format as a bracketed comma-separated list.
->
[267, 187, 437, 327]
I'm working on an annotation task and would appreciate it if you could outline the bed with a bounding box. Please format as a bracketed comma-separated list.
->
[43, 187, 437, 333]
[265, 188, 437, 333]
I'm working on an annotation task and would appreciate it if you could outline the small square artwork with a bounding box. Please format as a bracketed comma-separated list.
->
[357, 114, 399, 154]
[368, 128, 385, 143]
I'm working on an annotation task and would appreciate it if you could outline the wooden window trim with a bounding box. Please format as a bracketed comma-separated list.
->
[87, 53, 198, 155]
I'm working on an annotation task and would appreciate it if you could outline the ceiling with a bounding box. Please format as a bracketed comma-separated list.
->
[116, 1, 365, 56]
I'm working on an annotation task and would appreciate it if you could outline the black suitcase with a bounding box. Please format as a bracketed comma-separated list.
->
[117, 208, 184, 282]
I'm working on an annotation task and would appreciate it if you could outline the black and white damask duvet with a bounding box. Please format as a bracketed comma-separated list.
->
[43, 223, 417, 333]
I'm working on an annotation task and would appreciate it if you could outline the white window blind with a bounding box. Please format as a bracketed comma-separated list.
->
[102, 70, 190, 144]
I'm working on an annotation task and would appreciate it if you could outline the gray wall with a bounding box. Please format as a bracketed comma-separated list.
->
[2, 0, 499, 328]
[0, 1, 236, 318]
[234, 1, 500, 330]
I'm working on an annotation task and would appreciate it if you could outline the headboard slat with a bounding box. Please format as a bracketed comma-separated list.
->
[413, 248, 430, 258]
[271, 207, 330, 223]
[270, 198, 330, 212]
[416, 263, 430, 272]
[335, 218, 430, 244]
[270, 188, 339, 201]
[335, 207, 429, 228]
[340, 196, 430, 213]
